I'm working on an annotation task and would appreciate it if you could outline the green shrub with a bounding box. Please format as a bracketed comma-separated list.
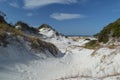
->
[96, 19, 120, 43]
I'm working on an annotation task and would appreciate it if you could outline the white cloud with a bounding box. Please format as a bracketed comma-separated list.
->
[9, 2, 19, 8]
[23, 0, 78, 9]
[27, 13, 33, 16]
[50, 13, 85, 21]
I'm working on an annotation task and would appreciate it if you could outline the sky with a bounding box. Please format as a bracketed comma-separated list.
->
[0, 0, 120, 35]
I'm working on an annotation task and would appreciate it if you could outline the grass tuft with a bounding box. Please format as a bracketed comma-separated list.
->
[84, 40, 100, 49]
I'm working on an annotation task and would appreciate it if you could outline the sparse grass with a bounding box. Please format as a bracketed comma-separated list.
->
[28, 36, 59, 56]
[0, 23, 24, 36]
[84, 40, 100, 49]
[0, 23, 24, 47]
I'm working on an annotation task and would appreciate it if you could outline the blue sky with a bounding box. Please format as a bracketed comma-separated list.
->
[0, 0, 120, 35]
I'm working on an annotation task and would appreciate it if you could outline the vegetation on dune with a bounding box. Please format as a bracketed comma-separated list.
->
[0, 14, 60, 56]
[29, 36, 59, 56]
[84, 40, 100, 49]
[0, 23, 59, 56]
[96, 19, 120, 43]
[0, 23, 24, 36]
[0, 22, 24, 47]
[15, 21, 38, 33]
[15, 21, 30, 30]
[0, 12, 24, 36]
[39, 24, 66, 37]
[39, 24, 51, 29]
[0, 13, 59, 56]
